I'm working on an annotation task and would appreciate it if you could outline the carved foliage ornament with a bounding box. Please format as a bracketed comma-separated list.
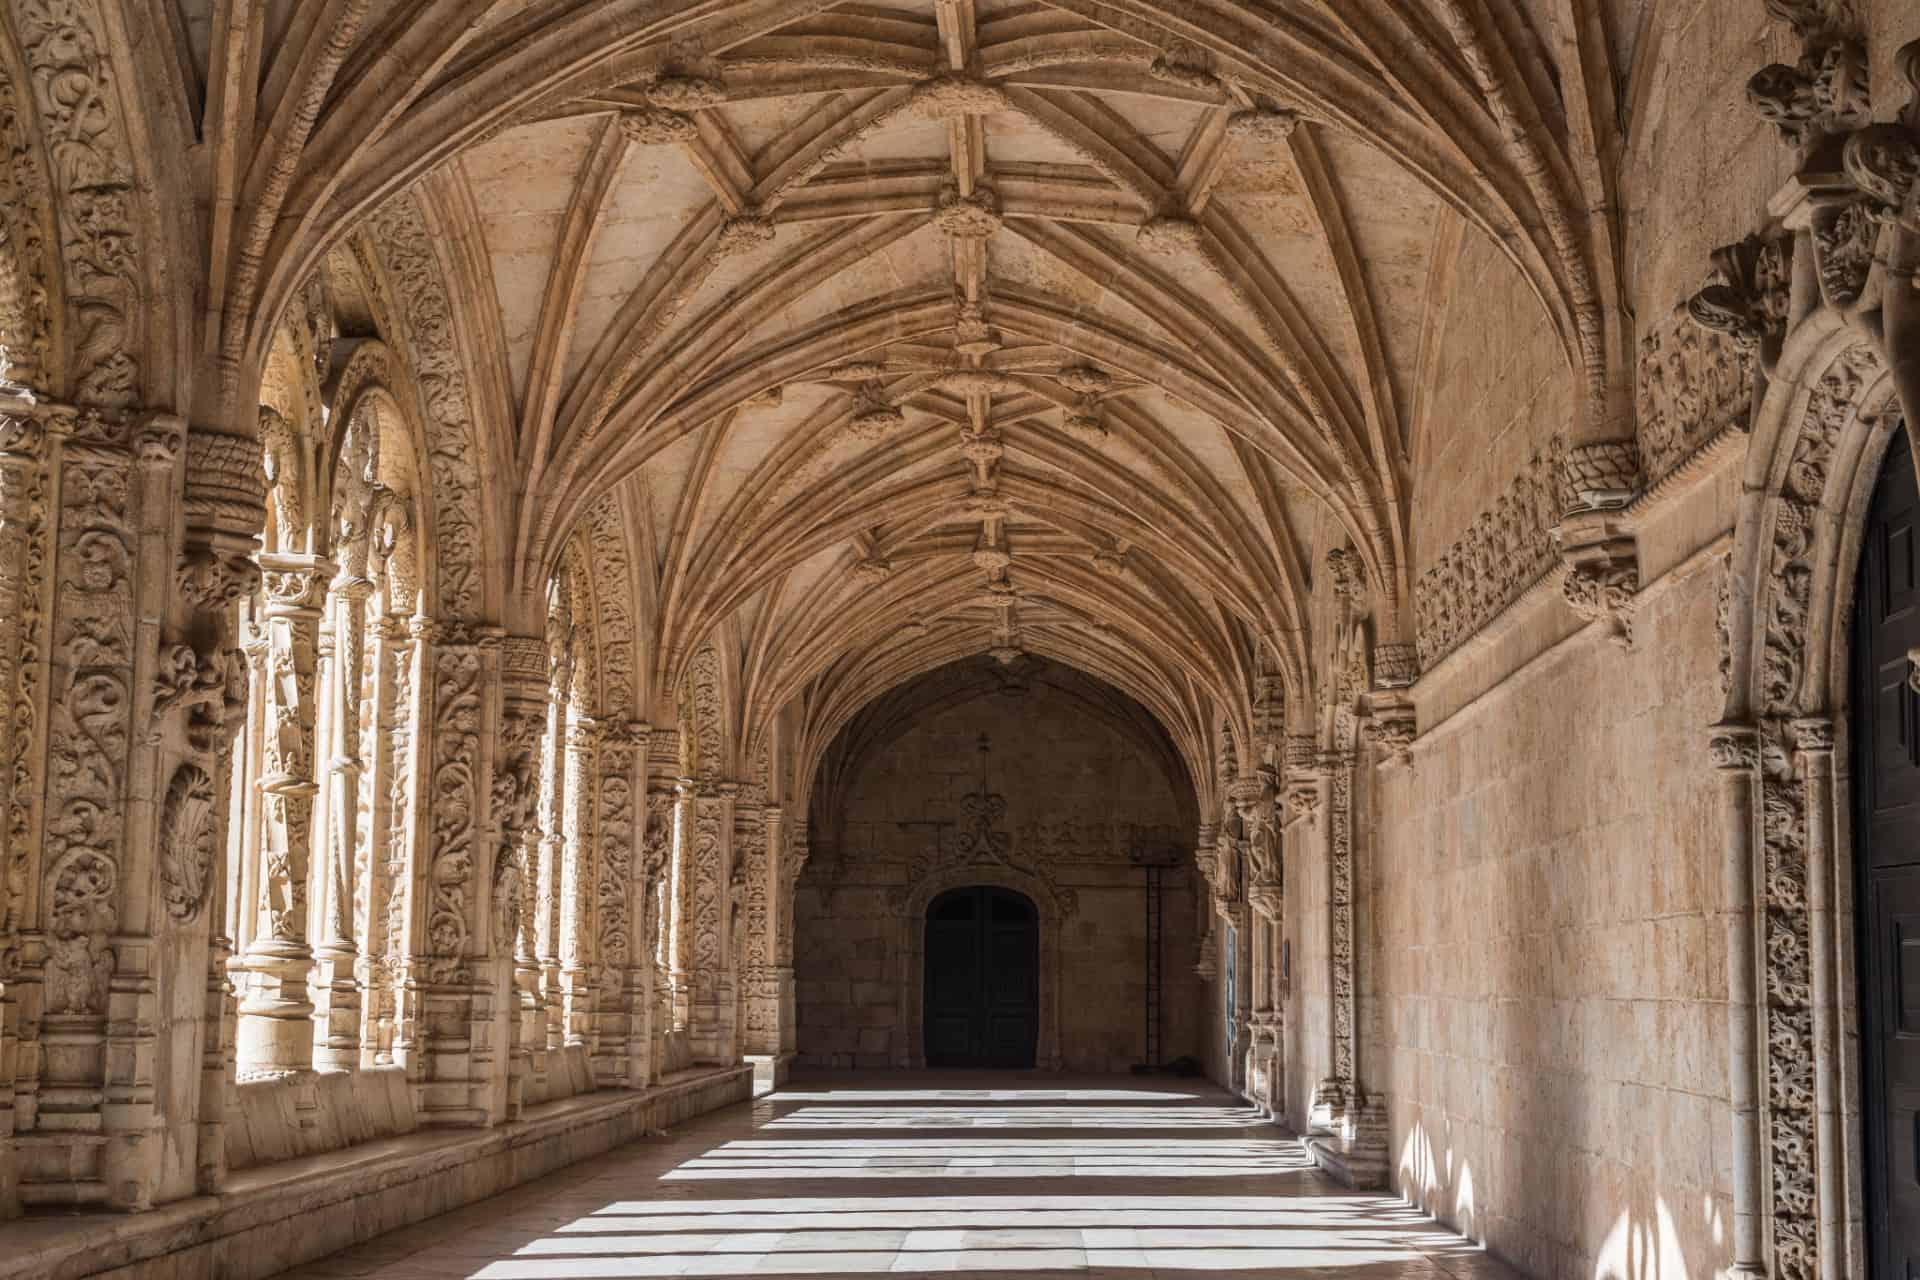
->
[158, 764, 216, 922]
[16, 0, 141, 407]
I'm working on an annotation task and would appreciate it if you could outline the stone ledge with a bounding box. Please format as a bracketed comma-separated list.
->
[1, 1064, 752, 1280]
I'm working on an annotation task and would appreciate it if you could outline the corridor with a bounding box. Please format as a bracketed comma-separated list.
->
[275, 1074, 1514, 1279]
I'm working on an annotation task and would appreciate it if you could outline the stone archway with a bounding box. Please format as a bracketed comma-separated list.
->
[1716, 308, 1906, 1280]
[895, 863, 1067, 1072]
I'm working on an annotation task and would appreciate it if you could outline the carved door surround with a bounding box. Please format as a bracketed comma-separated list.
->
[895, 863, 1065, 1072]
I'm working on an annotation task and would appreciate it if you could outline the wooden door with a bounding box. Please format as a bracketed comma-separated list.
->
[924, 886, 1038, 1068]
[1852, 430, 1920, 1275]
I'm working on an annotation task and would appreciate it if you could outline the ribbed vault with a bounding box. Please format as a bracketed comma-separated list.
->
[158, 0, 1629, 772]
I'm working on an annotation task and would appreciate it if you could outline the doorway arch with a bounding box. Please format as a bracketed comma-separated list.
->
[896, 865, 1066, 1071]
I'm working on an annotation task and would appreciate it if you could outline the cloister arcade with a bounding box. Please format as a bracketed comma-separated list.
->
[0, 1, 1916, 1278]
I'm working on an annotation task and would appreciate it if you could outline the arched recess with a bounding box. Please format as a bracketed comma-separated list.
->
[1716, 309, 1904, 1279]
[895, 863, 1069, 1073]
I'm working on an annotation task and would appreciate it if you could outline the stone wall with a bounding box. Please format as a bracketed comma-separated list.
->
[1372, 543, 1734, 1277]
[795, 685, 1205, 1074]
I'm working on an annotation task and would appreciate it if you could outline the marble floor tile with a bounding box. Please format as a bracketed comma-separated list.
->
[271, 1072, 1523, 1280]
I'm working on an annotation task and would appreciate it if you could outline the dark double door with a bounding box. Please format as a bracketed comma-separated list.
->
[1853, 431, 1920, 1274]
[924, 886, 1038, 1068]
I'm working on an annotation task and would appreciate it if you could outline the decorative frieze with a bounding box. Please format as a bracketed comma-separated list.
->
[1414, 436, 1567, 667]
[1637, 305, 1755, 486]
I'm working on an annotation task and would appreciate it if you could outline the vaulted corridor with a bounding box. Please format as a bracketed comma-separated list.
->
[273, 1074, 1513, 1279]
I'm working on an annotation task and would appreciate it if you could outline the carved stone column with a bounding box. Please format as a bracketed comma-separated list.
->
[403, 624, 502, 1127]
[356, 615, 413, 1067]
[777, 827, 807, 1058]
[535, 672, 568, 1052]
[685, 782, 735, 1063]
[641, 776, 674, 1082]
[311, 570, 368, 1071]
[738, 790, 780, 1058]
[590, 721, 646, 1089]
[1710, 723, 1767, 1279]
[237, 554, 330, 1075]
[495, 635, 546, 1116]
[559, 715, 599, 1050]
[0, 408, 44, 1219]
[1793, 716, 1844, 1279]
[1192, 823, 1219, 980]
[669, 780, 696, 1032]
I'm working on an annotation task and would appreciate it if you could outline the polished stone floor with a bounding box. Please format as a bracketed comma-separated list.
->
[275, 1072, 1517, 1279]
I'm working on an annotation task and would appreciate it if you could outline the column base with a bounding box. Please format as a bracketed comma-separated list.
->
[1304, 1089, 1389, 1189]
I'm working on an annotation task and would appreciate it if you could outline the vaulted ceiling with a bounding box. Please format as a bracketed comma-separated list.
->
[161, 0, 1634, 781]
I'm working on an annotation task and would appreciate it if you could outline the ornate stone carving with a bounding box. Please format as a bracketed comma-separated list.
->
[1747, 38, 1869, 147]
[621, 109, 697, 146]
[0, 57, 56, 391]
[158, 764, 216, 922]
[717, 215, 776, 256]
[1688, 235, 1793, 354]
[15, 0, 141, 407]
[1325, 547, 1365, 605]
[426, 642, 482, 982]
[1372, 644, 1417, 690]
[1637, 305, 1755, 485]
[908, 74, 1009, 119]
[932, 183, 1002, 239]
[1560, 441, 1641, 513]
[366, 195, 483, 621]
[1561, 553, 1639, 647]
[1226, 107, 1298, 143]
[44, 443, 133, 1011]
[1414, 435, 1567, 667]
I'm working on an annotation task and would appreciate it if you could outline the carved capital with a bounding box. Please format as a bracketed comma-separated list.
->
[1708, 723, 1761, 772]
[257, 554, 333, 615]
[1791, 716, 1835, 754]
